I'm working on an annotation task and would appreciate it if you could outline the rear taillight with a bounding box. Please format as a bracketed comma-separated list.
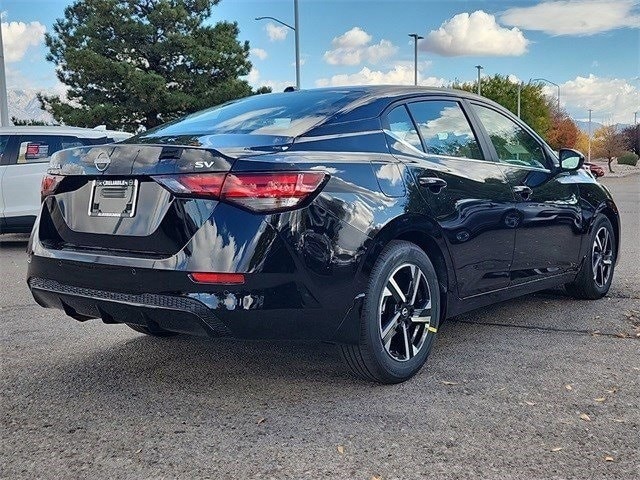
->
[41, 174, 63, 202]
[153, 171, 327, 213]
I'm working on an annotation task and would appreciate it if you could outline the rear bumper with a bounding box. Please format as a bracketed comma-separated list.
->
[29, 277, 232, 337]
[26, 255, 358, 342]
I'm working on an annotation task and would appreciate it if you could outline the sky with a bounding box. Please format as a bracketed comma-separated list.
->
[1, 0, 639, 124]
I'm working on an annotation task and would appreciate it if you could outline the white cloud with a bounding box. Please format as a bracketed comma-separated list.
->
[245, 67, 292, 93]
[501, 0, 640, 36]
[266, 22, 288, 41]
[250, 48, 268, 60]
[420, 11, 529, 56]
[332, 26, 371, 48]
[554, 75, 638, 124]
[316, 64, 447, 87]
[323, 27, 398, 66]
[2, 20, 46, 62]
[507, 74, 522, 84]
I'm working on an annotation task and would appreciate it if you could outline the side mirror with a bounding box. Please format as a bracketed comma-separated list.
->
[558, 148, 585, 171]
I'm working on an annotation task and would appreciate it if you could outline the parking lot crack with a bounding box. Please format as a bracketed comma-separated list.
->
[453, 319, 639, 340]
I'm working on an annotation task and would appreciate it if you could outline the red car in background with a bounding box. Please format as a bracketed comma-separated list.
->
[584, 162, 605, 178]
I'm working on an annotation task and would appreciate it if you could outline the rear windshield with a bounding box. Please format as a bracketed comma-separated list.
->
[138, 90, 362, 139]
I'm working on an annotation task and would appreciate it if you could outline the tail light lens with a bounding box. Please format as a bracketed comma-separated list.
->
[41, 174, 63, 202]
[153, 171, 327, 213]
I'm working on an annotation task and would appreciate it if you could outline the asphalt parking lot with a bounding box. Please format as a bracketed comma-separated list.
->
[1, 175, 638, 479]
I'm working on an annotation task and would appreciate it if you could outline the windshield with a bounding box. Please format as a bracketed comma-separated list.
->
[138, 90, 362, 139]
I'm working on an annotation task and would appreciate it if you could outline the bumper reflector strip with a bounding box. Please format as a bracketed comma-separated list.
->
[189, 272, 245, 285]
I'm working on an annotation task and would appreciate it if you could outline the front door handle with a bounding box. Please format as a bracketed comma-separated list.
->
[419, 176, 447, 194]
[512, 185, 533, 200]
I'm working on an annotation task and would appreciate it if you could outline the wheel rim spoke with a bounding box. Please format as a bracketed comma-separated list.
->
[381, 312, 401, 347]
[402, 323, 412, 359]
[387, 277, 407, 304]
[409, 266, 422, 306]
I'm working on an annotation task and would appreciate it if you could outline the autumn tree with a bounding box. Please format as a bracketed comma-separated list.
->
[574, 130, 590, 157]
[546, 110, 579, 151]
[454, 75, 552, 138]
[39, 0, 265, 132]
[592, 125, 625, 173]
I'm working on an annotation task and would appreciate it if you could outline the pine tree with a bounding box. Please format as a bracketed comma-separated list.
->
[39, 0, 260, 132]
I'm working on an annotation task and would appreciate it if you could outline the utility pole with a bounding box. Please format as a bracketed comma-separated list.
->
[0, 20, 9, 127]
[475, 65, 483, 95]
[588, 109, 593, 162]
[635, 111, 638, 125]
[408, 33, 424, 86]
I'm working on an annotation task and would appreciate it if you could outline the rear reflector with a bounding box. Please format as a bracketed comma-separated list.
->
[189, 272, 245, 284]
[153, 171, 326, 213]
[41, 174, 63, 202]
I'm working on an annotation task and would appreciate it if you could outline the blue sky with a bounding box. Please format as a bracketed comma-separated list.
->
[2, 0, 639, 123]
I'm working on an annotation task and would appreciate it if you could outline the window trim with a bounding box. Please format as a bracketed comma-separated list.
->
[466, 101, 554, 172]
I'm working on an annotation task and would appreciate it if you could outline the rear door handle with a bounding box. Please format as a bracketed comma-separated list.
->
[419, 176, 447, 193]
[512, 185, 533, 200]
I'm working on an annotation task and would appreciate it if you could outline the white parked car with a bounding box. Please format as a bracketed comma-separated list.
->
[0, 126, 132, 234]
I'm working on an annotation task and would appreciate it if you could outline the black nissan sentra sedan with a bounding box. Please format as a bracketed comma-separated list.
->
[28, 87, 620, 383]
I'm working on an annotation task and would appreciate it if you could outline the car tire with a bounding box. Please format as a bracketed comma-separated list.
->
[340, 240, 440, 384]
[565, 214, 616, 300]
[125, 323, 179, 337]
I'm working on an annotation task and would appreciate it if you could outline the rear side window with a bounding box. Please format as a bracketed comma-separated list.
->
[17, 135, 61, 164]
[139, 90, 362, 139]
[472, 104, 548, 169]
[383, 105, 423, 152]
[407, 101, 483, 160]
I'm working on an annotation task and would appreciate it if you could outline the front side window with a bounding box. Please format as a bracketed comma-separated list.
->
[383, 105, 423, 152]
[17, 136, 61, 164]
[407, 101, 483, 160]
[472, 104, 548, 169]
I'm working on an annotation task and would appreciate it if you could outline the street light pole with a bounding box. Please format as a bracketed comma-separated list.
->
[293, 0, 300, 90]
[408, 33, 423, 86]
[517, 82, 522, 118]
[0, 21, 10, 126]
[256, 0, 301, 90]
[588, 108, 593, 162]
[532, 77, 560, 113]
[475, 65, 483, 95]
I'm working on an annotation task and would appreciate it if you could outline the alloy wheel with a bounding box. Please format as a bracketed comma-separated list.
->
[378, 263, 433, 362]
[592, 226, 613, 288]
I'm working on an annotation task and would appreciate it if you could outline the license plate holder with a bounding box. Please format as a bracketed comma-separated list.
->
[88, 179, 139, 218]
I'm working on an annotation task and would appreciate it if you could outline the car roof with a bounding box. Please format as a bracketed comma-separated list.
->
[285, 86, 495, 128]
[0, 125, 132, 139]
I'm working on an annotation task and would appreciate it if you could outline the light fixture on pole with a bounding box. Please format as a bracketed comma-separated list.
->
[475, 65, 483, 95]
[531, 77, 560, 113]
[408, 33, 423, 86]
[256, 0, 300, 90]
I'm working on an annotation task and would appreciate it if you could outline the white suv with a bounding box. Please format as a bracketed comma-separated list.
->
[0, 126, 132, 234]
